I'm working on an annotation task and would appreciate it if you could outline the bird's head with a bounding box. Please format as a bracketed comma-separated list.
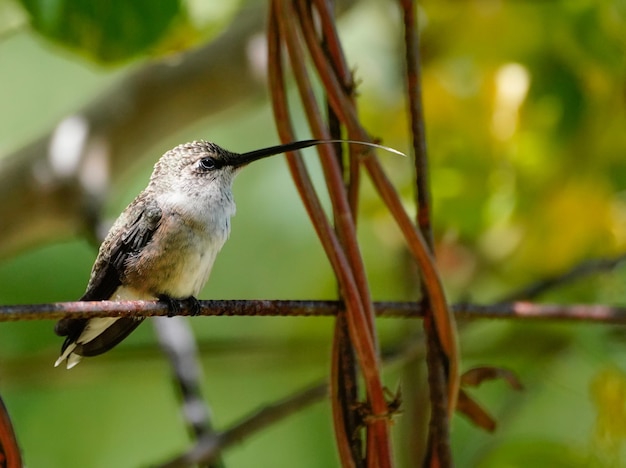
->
[149, 138, 404, 195]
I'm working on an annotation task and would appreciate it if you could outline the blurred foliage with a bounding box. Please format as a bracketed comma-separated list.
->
[14, 0, 242, 63]
[18, 0, 182, 62]
[1, 0, 626, 466]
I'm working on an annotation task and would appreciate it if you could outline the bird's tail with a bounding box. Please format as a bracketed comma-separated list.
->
[54, 317, 144, 369]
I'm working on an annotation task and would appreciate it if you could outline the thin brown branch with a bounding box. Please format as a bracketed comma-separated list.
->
[498, 253, 626, 302]
[156, 323, 428, 468]
[155, 327, 423, 468]
[2, 299, 626, 323]
[156, 382, 329, 468]
[398, 0, 452, 465]
[402, 0, 432, 248]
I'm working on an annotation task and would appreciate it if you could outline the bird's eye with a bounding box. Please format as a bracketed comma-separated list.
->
[198, 157, 216, 171]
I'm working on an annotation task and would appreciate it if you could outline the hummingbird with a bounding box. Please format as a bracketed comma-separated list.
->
[54, 138, 402, 369]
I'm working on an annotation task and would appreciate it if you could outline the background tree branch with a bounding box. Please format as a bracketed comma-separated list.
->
[0, 4, 268, 258]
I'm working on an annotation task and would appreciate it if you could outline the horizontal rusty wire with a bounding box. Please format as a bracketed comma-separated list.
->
[1, 300, 625, 323]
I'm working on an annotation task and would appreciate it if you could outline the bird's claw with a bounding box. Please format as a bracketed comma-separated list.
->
[158, 295, 201, 317]
[183, 296, 201, 316]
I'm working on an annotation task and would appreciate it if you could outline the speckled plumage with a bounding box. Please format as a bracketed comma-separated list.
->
[55, 140, 239, 368]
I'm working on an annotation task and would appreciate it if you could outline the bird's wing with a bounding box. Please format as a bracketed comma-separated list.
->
[54, 199, 162, 356]
[82, 200, 163, 301]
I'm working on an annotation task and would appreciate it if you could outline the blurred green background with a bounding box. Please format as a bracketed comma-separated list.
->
[1, 0, 626, 466]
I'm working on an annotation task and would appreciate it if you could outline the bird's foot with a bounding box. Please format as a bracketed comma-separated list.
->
[159, 294, 180, 317]
[183, 296, 201, 316]
[158, 295, 201, 317]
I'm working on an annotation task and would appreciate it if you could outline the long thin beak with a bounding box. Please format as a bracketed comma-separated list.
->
[232, 139, 404, 167]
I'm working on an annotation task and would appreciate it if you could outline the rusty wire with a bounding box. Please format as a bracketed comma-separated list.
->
[1, 300, 625, 323]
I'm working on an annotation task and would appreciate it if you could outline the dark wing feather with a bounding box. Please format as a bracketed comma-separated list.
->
[55, 199, 162, 357]
[70, 318, 145, 357]
[82, 201, 163, 301]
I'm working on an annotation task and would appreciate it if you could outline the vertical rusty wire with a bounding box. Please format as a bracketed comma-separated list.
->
[268, 0, 460, 465]
[298, 0, 366, 465]
[290, 0, 459, 421]
[325, 22, 365, 468]
[399, 1, 453, 465]
[303, 2, 373, 464]
[268, 3, 393, 466]
[293, 0, 453, 355]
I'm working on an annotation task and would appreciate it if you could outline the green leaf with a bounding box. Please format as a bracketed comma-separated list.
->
[18, 0, 182, 63]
